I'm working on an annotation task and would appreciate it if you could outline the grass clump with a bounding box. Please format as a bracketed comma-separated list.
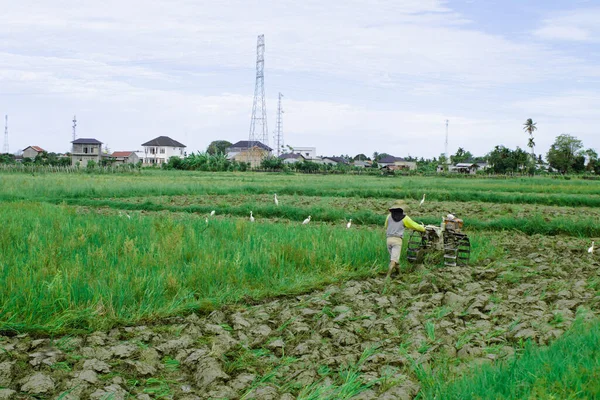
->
[418, 319, 600, 399]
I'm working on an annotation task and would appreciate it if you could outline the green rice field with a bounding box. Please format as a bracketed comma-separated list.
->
[0, 170, 599, 398]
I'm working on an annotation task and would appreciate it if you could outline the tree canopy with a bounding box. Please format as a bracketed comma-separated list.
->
[450, 147, 473, 164]
[546, 134, 584, 174]
[353, 154, 370, 161]
[206, 140, 232, 155]
[486, 146, 529, 174]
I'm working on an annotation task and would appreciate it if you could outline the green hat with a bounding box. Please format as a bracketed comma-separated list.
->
[388, 200, 407, 212]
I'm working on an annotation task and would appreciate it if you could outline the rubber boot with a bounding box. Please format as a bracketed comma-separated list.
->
[386, 260, 399, 279]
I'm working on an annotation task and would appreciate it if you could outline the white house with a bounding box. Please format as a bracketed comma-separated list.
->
[289, 146, 316, 159]
[141, 136, 186, 165]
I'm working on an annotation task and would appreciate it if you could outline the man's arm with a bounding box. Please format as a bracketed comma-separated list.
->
[403, 215, 425, 232]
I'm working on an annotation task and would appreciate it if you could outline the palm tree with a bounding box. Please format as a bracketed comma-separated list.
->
[523, 118, 537, 157]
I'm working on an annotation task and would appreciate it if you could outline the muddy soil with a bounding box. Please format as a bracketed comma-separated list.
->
[105, 194, 600, 222]
[1, 236, 599, 399]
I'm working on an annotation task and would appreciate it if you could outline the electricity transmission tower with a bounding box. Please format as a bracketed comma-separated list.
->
[274, 93, 284, 156]
[444, 119, 449, 164]
[248, 34, 268, 147]
[3, 115, 8, 154]
[72, 115, 77, 142]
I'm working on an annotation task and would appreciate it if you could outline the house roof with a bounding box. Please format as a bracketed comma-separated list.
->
[111, 151, 135, 158]
[24, 146, 45, 152]
[455, 162, 487, 168]
[279, 153, 305, 160]
[229, 141, 273, 151]
[324, 156, 349, 164]
[141, 136, 186, 147]
[378, 155, 406, 163]
[72, 138, 103, 144]
[455, 163, 477, 167]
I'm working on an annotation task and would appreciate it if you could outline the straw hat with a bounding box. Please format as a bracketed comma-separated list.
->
[388, 200, 408, 212]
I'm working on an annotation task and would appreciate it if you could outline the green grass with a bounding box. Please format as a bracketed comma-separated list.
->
[0, 200, 501, 334]
[0, 201, 385, 333]
[418, 318, 600, 399]
[45, 197, 600, 238]
[2, 172, 600, 207]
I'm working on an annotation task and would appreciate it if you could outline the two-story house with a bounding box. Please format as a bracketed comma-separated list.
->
[71, 138, 103, 166]
[141, 136, 186, 165]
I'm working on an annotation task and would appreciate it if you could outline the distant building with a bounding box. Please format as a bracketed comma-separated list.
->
[289, 146, 316, 159]
[71, 138, 104, 166]
[353, 160, 373, 168]
[378, 156, 417, 170]
[111, 151, 139, 164]
[447, 161, 488, 175]
[232, 147, 271, 168]
[322, 156, 350, 166]
[226, 141, 272, 158]
[278, 153, 305, 164]
[226, 141, 272, 167]
[22, 146, 45, 160]
[141, 136, 186, 165]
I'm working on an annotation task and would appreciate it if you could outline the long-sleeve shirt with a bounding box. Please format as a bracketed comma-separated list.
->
[385, 214, 426, 238]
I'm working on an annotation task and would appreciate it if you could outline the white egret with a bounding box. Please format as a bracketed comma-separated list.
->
[210, 210, 216, 216]
[205, 217, 209, 224]
[274, 194, 279, 206]
[250, 211, 255, 223]
[126, 213, 131, 220]
[347, 219, 352, 229]
[420, 194, 426, 207]
[302, 215, 311, 225]
[588, 241, 595, 254]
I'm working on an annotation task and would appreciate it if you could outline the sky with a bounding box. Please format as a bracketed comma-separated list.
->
[1, 0, 599, 159]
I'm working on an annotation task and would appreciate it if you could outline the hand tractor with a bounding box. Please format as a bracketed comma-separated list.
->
[406, 215, 471, 267]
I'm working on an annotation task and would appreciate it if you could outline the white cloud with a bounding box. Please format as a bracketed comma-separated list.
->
[534, 8, 600, 42]
[0, 1, 599, 158]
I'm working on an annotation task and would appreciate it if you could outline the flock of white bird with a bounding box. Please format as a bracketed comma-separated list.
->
[125, 191, 597, 254]
[204, 193, 352, 228]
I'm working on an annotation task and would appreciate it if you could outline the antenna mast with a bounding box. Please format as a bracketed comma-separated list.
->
[72, 115, 77, 142]
[249, 34, 268, 147]
[3, 115, 8, 154]
[444, 119, 449, 164]
[274, 92, 284, 156]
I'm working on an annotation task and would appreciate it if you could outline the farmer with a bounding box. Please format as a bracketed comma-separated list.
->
[385, 200, 425, 278]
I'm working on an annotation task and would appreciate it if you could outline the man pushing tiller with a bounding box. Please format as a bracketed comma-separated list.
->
[385, 200, 425, 278]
